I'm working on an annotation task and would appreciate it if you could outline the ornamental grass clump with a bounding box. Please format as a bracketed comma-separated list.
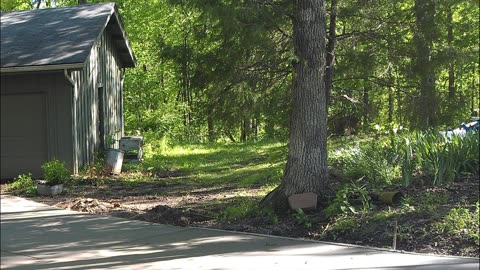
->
[402, 131, 479, 186]
[41, 159, 71, 186]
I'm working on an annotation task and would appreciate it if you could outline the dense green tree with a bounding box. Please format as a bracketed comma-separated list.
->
[3, 0, 478, 141]
[0, 0, 32, 11]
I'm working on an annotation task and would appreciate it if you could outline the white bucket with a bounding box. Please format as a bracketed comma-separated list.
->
[105, 149, 124, 175]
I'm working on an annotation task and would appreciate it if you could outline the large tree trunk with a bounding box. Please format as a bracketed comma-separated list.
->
[261, 0, 329, 211]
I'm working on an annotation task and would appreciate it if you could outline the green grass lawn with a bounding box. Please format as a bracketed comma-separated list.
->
[140, 141, 287, 190]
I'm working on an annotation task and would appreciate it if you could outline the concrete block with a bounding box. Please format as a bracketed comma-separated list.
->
[288, 192, 318, 210]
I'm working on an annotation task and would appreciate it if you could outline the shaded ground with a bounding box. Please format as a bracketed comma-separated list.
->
[3, 172, 478, 258]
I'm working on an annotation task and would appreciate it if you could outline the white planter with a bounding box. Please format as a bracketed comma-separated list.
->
[37, 182, 64, 196]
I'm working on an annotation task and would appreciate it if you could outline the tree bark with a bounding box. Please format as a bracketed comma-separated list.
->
[261, 0, 329, 211]
[240, 118, 247, 142]
[78, 0, 88, 5]
[225, 130, 236, 143]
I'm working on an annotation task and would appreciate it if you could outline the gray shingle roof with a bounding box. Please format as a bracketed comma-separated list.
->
[1, 3, 135, 69]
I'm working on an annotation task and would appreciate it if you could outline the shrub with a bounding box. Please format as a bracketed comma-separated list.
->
[79, 151, 106, 177]
[435, 201, 479, 244]
[332, 140, 401, 188]
[41, 159, 70, 185]
[9, 173, 36, 195]
[325, 181, 371, 218]
[331, 216, 359, 236]
[294, 208, 312, 228]
[402, 131, 479, 186]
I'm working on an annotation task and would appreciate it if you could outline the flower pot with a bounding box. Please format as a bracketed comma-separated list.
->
[37, 182, 64, 196]
[378, 191, 403, 206]
[105, 148, 124, 175]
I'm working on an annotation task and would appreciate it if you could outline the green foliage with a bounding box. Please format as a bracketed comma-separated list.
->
[293, 208, 312, 228]
[79, 152, 107, 179]
[5, 0, 479, 142]
[401, 131, 479, 186]
[325, 181, 371, 218]
[371, 197, 416, 222]
[330, 129, 479, 189]
[330, 216, 359, 236]
[8, 173, 37, 195]
[421, 192, 449, 206]
[401, 137, 414, 187]
[371, 208, 397, 222]
[331, 139, 401, 188]
[418, 192, 449, 213]
[41, 159, 70, 186]
[435, 201, 479, 244]
[143, 141, 286, 187]
[219, 199, 257, 222]
[219, 198, 278, 224]
[0, 0, 32, 11]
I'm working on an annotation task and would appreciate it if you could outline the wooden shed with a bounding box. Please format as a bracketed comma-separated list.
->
[0, 3, 135, 179]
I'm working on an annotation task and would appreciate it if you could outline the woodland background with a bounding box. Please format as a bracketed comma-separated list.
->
[3, 0, 478, 141]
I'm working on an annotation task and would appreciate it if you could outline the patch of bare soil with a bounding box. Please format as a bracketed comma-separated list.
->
[5, 175, 479, 258]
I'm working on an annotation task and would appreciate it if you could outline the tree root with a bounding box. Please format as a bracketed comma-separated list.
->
[260, 184, 290, 212]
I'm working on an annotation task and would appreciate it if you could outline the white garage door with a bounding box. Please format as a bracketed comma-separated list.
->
[1, 93, 48, 179]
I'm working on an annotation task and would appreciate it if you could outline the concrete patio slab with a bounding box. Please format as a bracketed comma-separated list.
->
[1, 195, 478, 270]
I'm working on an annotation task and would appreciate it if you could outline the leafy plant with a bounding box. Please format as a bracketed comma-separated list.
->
[419, 192, 449, 213]
[80, 159, 107, 178]
[335, 140, 401, 188]
[8, 173, 37, 195]
[409, 131, 479, 186]
[435, 202, 479, 244]
[41, 159, 70, 186]
[331, 216, 359, 236]
[401, 137, 414, 187]
[325, 181, 371, 218]
[293, 208, 312, 228]
[219, 198, 277, 224]
[105, 130, 121, 148]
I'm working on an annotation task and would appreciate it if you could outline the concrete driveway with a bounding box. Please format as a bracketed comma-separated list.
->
[1, 195, 478, 270]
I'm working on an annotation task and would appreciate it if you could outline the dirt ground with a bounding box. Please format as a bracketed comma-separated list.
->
[3, 175, 479, 258]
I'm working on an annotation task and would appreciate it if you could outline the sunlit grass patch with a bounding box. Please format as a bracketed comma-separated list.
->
[141, 140, 287, 188]
[217, 196, 278, 224]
